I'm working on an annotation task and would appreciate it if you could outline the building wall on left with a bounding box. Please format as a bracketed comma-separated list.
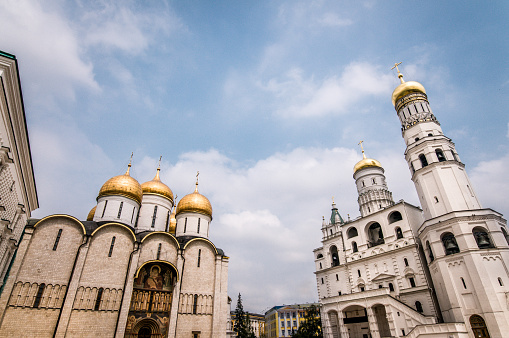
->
[0, 51, 38, 290]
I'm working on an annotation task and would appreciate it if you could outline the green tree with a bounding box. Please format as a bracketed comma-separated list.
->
[234, 293, 255, 338]
[292, 305, 322, 338]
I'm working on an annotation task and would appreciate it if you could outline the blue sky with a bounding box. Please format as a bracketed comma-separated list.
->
[1, 0, 508, 313]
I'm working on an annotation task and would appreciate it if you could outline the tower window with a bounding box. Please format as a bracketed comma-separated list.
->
[473, 227, 493, 249]
[409, 277, 416, 287]
[117, 201, 123, 218]
[435, 149, 446, 162]
[352, 242, 358, 253]
[389, 283, 394, 292]
[347, 227, 358, 238]
[426, 241, 434, 262]
[321, 278, 324, 284]
[415, 301, 423, 313]
[410, 162, 415, 174]
[108, 236, 116, 257]
[396, 227, 403, 239]
[442, 232, 460, 255]
[336, 274, 338, 281]
[165, 211, 170, 232]
[131, 207, 136, 223]
[434, 196, 439, 203]
[498, 277, 503, 286]
[415, 137, 419, 142]
[33, 283, 45, 308]
[53, 229, 63, 251]
[94, 288, 103, 311]
[157, 243, 162, 260]
[372, 178, 376, 184]
[461, 277, 467, 289]
[357, 270, 361, 277]
[451, 151, 458, 161]
[101, 200, 108, 217]
[184, 218, 187, 233]
[361, 181, 365, 187]
[151, 206, 158, 228]
[193, 294, 198, 314]
[319, 262, 322, 269]
[197, 249, 201, 267]
[197, 218, 201, 233]
[419, 154, 428, 168]
[404, 258, 409, 267]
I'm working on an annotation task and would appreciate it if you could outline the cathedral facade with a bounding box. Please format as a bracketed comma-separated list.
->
[0, 162, 229, 337]
[314, 69, 509, 338]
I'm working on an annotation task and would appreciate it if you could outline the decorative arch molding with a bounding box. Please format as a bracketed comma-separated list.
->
[33, 214, 86, 235]
[140, 231, 180, 248]
[130, 317, 162, 337]
[183, 237, 218, 255]
[135, 259, 179, 282]
[355, 278, 365, 286]
[403, 267, 415, 276]
[91, 222, 137, 242]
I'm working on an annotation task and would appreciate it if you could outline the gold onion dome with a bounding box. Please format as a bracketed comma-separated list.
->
[353, 148, 382, 174]
[391, 64, 426, 106]
[97, 162, 143, 204]
[87, 206, 96, 221]
[176, 179, 212, 218]
[141, 167, 174, 203]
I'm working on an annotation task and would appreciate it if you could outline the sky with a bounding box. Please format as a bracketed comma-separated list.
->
[1, 0, 508, 313]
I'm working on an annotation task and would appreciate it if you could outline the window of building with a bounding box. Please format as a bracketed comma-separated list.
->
[473, 227, 493, 249]
[357, 270, 361, 277]
[165, 211, 170, 232]
[157, 243, 162, 260]
[330, 245, 339, 267]
[389, 283, 394, 292]
[409, 277, 416, 287]
[184, 217, 187, 233]
[426, 241, 434, 262]
[360, 286, 365, 292]
[108, 236, 116, 257]
[52, 229, 63, 251]
[498, 277, 504, 286]
[33, 283, 45, 308]
[347, 227, 358, 238]
[379, 285, 383, 289]
[336, 274, 339, 281]
[435, 149, 446, 162]
[372, 178, 376, 184]
[461, 277, 467, 289]
[401, 329, 405, 336]
[101, 200, 108, 217]
[388, 211, 403, 224]
[321, 278, 324, 284]
[193, 294, 198, 314]
[368, 222, 384, 247]
[117, 201, 123, 218]
[442, 232, 460, 255]
[352, 241, 358, 253]
[316, 253, 323, 259]
[451, 151, 458, 162]
[94, 288, 103, 311]
[197, 218, 201, 233]
[419, 154, 428, 168]
[404, 258, 409, 267]
[151, 205, 158, 228]
[197, 249, 201, 267]
[131, 208, 136, 223]
[410, 162, 415, 174]
[319, 263, 322, 269]
[395, 227, 403, 239]
[434, 196, 439, 203]
[362, 181, 365, 187]
[469, 315, 490, 338]
[415, 301, 423, 313]
[503, 228, 509, 245]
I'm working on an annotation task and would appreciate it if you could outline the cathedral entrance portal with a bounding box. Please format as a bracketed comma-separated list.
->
[343, 305, 370, 338]
[469, 315, 490, 338]
[125, 261, 178, 338]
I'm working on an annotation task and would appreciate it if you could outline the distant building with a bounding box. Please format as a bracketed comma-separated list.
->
[0, 51, 38, 291]
[265, 303, 320, 338]
[230, 311, 265, 338]
[314, 68, 509, 337]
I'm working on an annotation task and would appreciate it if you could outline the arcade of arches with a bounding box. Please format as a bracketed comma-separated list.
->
[326, 304, 390, 338]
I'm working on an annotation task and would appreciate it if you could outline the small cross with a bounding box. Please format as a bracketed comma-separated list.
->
[358, 140, 364, 153]
[196, 171, 200, 184]
[158, 156, 162, 169]
[391, 62, 405, 83]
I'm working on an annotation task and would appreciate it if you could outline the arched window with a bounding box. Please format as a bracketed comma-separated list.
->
[404, 258, 409, 267]
[461, 277, 467, 289]
[426, 241, 434, 262]
[395, 227, 403, 239]
[469, 315, 490, 338]
[94, 288, 104, 311]
[53, 229, 63, 251]
[357, 270, 361, 277]
[498, 277, 503, 286]
[502, 228, 509, 245]
[435, 149, 446, 162]
[347, 227, 358, 239]
[419, 154, 428, 168]
[151, 205, 158, 228]
[330, 246, 339, 267]
[473, 227, 493, 249]
[117, 201, 123, 218]
[319, 263, 322, 269]
[33, 283, 45, 308]
[197, 249, 201, 267]
[368, 223, 384, 247]
[442, 232, 460, 255]
[352, 242, 358, 253]
[388, 211, 403, 224]
[157, 243, 162, 260]
[316, 254, 323, 259]
[108, 236, 116, 257]
[193, 294, 198, 314]
[197, 218, 201, 233]
[415, 301, 423, 313]
[388, 283, 394, 292]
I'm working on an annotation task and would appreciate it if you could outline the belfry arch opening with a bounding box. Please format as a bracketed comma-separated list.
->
[367, 222, 384, 247]
[125, 261, 178, 337]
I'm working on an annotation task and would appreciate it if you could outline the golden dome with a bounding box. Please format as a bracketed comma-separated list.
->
[87, 206, 97, 221]
[353, 148, 382, 174]
[391, 65, 426, 106]
[97, 163, 143, 204]
[141, 168, 174, 203]
[168, 206, 176, 234]
[176, 181, 212, 218]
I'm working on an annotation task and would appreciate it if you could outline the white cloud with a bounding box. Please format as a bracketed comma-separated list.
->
[0, 0, 99, 104]
[317, 13, 353, 27]
[258, 62, 394, 118]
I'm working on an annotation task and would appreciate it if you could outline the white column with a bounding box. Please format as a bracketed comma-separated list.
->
[115, 246, 140, 337]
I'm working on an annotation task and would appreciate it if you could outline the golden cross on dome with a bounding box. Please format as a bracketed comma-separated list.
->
[358, 140, 367, 159]
[126, 152, 134, 175]
[158, 155, 162, 169]
[391, 62, 405, 83]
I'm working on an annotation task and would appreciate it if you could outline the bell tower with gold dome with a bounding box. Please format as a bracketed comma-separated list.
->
[353, 141, 394, 217]
[392, 63, 509, 336]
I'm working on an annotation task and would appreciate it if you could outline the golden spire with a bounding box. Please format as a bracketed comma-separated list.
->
[358, 140, 367, 159]
[154, 156, 162, 181]
[392, 62, 404, 84]
[126, 152, 134, 175]
[195, 171, 199, 192]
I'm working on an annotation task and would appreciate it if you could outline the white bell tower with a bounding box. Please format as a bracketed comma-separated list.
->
[392, 63, 509, 337]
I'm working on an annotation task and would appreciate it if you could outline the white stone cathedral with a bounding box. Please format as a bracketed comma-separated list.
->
[314, 68, 509, 338]
[0, 160, 229, 337]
